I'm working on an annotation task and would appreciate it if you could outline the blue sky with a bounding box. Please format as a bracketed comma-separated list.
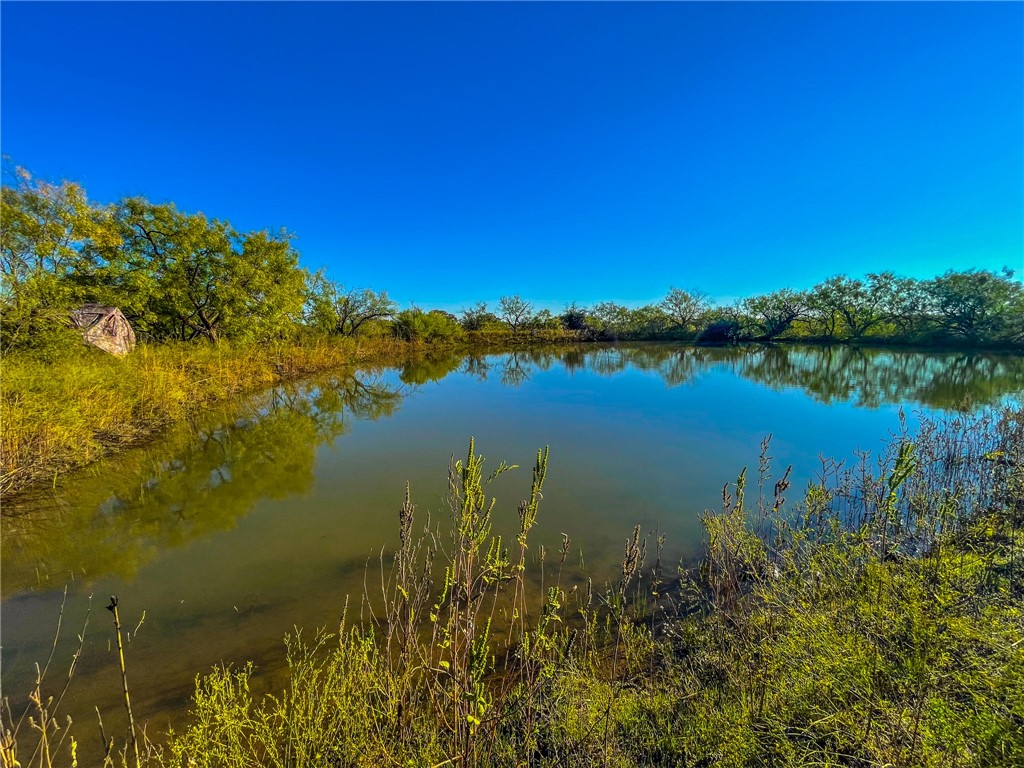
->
[2, 2, 1021, 312]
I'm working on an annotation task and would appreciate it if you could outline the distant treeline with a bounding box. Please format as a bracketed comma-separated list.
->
[3, 164, 1022, 357]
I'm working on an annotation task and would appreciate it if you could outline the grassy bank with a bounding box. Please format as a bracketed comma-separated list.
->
[0, 332, 596, 495]
[0, 337, 418, 495]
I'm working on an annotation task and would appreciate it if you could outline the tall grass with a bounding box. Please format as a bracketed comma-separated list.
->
[0, 337, 410, 494]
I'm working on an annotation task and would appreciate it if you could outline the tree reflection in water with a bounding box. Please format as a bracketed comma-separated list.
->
[506, 343, 1023, 410]
[4, 344, 1021, 595]
[2, 373, 404, 595]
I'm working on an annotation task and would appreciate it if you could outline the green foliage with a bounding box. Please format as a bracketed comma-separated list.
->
[0, 165, 118, 355]
[590, 301, 633, 338]
[459, 301, 502, 331]
[392, 307, 464, 341]
[808, 274, 888, 338]
[799, 270, 1024, 345]
[566, 302, 672, 341]
[660, 286, 712, 332]
[304, 272, 397, 337]
[697, 314, 743, 343]
[0, 166, 117, 291]
[528, 308, 562, 332]
[741, 288, 812, 340]
[0, 277, 87, 360]
[88, 198, 308, 342]
[628, 303, 671, 337]
[559, 302, 590, 332]
[5, 165, 1023, 353]
[927, 268, 1024, 343]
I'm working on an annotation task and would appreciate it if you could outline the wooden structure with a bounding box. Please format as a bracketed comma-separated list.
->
[69, 304, 136, 356]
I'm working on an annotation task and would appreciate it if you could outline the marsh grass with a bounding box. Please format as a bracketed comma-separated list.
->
[0, 337, 412, 494]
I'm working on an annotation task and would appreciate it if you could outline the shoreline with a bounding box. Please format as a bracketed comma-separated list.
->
[3, 336, 1021, 498]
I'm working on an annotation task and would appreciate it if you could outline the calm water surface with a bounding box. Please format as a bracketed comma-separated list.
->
[3, 343, 1022, 750]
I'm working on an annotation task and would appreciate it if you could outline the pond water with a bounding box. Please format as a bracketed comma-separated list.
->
[2, 343, 1022, 754]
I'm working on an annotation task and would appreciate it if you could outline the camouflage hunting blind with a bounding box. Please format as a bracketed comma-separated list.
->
[69, 304, 136, 356]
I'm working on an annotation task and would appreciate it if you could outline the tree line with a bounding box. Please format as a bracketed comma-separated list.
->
[2, 164, 1021, 356]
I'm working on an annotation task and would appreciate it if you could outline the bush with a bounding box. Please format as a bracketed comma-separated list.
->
[392, 308, 464, 342]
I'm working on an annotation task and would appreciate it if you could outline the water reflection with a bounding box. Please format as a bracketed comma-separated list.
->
[499, 344, 1024, 409]
[398, 352, 464, 386]
[730, 346, 1023, 408]
[2, 373, 404, 595]
[3, 344, 1021, 597]
[2, 343, 1021, 759]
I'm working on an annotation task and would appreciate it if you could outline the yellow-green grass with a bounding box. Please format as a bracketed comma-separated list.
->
[0, 337, 410, 495]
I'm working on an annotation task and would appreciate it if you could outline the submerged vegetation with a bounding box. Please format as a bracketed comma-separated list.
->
[5, 406, 1021, 767]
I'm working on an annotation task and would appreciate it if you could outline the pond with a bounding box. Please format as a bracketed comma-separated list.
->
[2, 343, 1022, 754]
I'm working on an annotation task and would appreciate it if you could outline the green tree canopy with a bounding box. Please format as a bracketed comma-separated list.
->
[0, 166, 119, 354]
[459, 301, 501, 331]
[393, 308, 463, 341]
[591, 301, 632, 338]
[661, 287, 713, 332]
[741, 289, 811, 340]
[306, 273, 396, 337]
[808, 275, 888, 339]
[86, 198, 308, 342]
[927, 269, 1024, 343]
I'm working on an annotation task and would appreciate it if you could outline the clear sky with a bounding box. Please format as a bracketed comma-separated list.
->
[2, 2, 1021, 312]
